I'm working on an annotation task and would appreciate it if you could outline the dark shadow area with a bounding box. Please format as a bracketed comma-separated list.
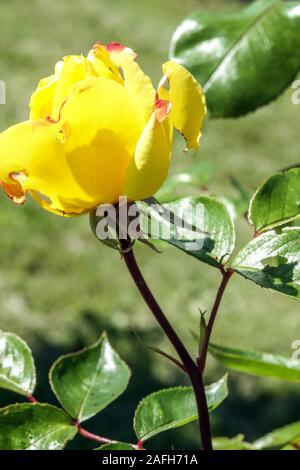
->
[212, 373, 300, 445]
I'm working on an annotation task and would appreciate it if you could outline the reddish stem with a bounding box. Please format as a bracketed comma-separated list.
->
[119, 238, 212, 450]
[136, 440, 145, 450]
[76, 423, 115, 445]
[198, 269, 233, 373]
[27, 394, 38, 403]
[25, 395, 116, 446]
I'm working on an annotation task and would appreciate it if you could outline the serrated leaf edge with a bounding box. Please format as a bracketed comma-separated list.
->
[248, 168, 300, 232]
[169, 2, 300, 118]
[0, 331, 36, 396]
[164, 195, 236, 267]
[49, 332, 131, 422]
[0, 402, 77, 450]
[134, 377, 228, 441]
[209, 344, 300, 382]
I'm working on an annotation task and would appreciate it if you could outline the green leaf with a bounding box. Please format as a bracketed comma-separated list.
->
[213, 434, 253, 450]
[134, 375, 228, 441]
[49, 333, 131, 422]
[281, 436, 300, 450]
[253, 421, 300, 449]
[232, 228, 300, 300]
[0, 331, 36, 396]
[140, 196, 235, 268]
[0, 403, 76, 450]
[249, 168, 300, 233]
[96, 442, 135, 450]
[170, 0, 300, 117]
[209, 343, 300, 382]
[89, 210, 120, 251]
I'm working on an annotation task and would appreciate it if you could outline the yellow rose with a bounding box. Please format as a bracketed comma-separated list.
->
[0, 42, 206, 216]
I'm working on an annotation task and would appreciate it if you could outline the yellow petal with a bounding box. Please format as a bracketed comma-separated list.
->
[123, 111, 172, 201]
[51, 55, 88, 120]
[0, 119, 93, 215]
[106, 42, 137, 66]
[0, 77, 146, 215]
[55, 77, 144, 204]
[59, 76, 144, 151]
[118, 54, 156, 125]
[30, 191, 92, 217]
[30, 56, 89, 122]
[29, 73, 58, 120]
[87, 44, 123, 84]
[162, 61, 206, 150]
[103, 42, 155, 123]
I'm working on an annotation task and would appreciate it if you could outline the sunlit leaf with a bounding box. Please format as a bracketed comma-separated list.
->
[249, 168, 300, 233]
[0, 403, 76, 450]
[209, 343, 300, 382]
[213, 434, 253, 450]
[140, 195, 235, 268]
[170, 0, 300, 117]
[232, 228, 300, 300]
[0, 331, 36, 396]
[50, 333, 131, 422]
[253, 421, 300, 450]
[134, 375, 228, 441]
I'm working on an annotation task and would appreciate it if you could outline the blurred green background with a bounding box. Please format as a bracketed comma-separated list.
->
[0, 0, 299, 449]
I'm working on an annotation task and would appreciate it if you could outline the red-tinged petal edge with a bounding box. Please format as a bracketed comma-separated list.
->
[106, 42, 137, 59]
[154, 96, 172, 123]
[0, 171, 28, 205]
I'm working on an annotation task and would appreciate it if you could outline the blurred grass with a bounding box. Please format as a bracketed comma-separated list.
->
[0, 0, 299, 449]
